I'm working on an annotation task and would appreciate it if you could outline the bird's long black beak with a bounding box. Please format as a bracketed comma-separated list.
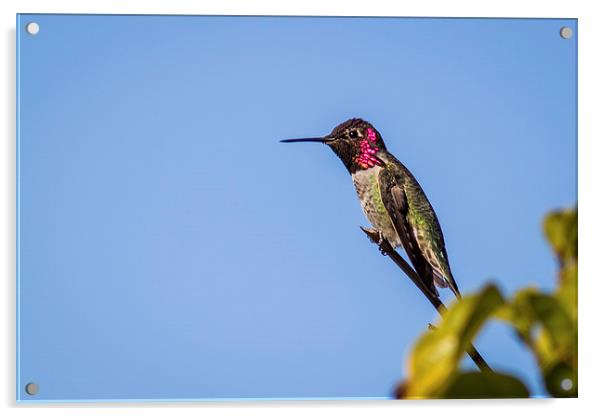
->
[280, 137, 334, 144]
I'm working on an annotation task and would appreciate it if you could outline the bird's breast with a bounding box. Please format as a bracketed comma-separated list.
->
[351, 167, 402, 248]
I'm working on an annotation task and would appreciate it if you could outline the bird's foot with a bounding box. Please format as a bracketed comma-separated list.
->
[360, 226, 387, 255]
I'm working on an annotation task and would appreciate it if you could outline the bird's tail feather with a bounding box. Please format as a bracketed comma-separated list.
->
[433, 270, 462, 300]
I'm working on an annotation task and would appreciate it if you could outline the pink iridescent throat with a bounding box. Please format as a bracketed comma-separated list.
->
[355, 128, 382, 169]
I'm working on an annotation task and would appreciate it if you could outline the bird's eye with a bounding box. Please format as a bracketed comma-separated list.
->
[349, 130, 359, 138]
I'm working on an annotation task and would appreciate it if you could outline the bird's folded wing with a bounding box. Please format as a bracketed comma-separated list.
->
[378, 169, 439, 298]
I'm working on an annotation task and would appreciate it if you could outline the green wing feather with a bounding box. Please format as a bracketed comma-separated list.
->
[379, 158, 461, 299]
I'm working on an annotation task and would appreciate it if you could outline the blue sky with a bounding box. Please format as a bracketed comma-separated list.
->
[17, 15, 576, 401]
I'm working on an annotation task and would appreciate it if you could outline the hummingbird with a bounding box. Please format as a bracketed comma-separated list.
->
[281, 118, 461, 300]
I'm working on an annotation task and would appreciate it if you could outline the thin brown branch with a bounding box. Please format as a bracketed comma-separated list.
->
[360, 226, 492, 373]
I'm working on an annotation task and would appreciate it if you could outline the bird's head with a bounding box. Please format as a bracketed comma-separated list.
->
[281, 118, 387, 173]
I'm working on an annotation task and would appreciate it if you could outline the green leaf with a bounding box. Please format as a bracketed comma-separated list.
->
[405, 284, 504, 398]
[502, 288, 576, 373]
[530, 294, 574, 355]
[556, 264, 578, 323]
[543, 208, 577, 265]
[440, 371, 529, 399]
[496, 288, 539, 340]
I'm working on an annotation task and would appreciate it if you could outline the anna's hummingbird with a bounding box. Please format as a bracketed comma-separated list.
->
[282, 118, 461, 299]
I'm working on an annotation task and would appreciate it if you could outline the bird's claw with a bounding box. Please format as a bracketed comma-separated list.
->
[374, 230, 387, 253]
[360, 226, 388, 256]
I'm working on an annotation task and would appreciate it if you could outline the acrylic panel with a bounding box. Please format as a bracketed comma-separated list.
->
[16, 14, 577, 402]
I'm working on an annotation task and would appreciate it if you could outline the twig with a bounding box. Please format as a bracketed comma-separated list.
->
[360, 226, 492, 372]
